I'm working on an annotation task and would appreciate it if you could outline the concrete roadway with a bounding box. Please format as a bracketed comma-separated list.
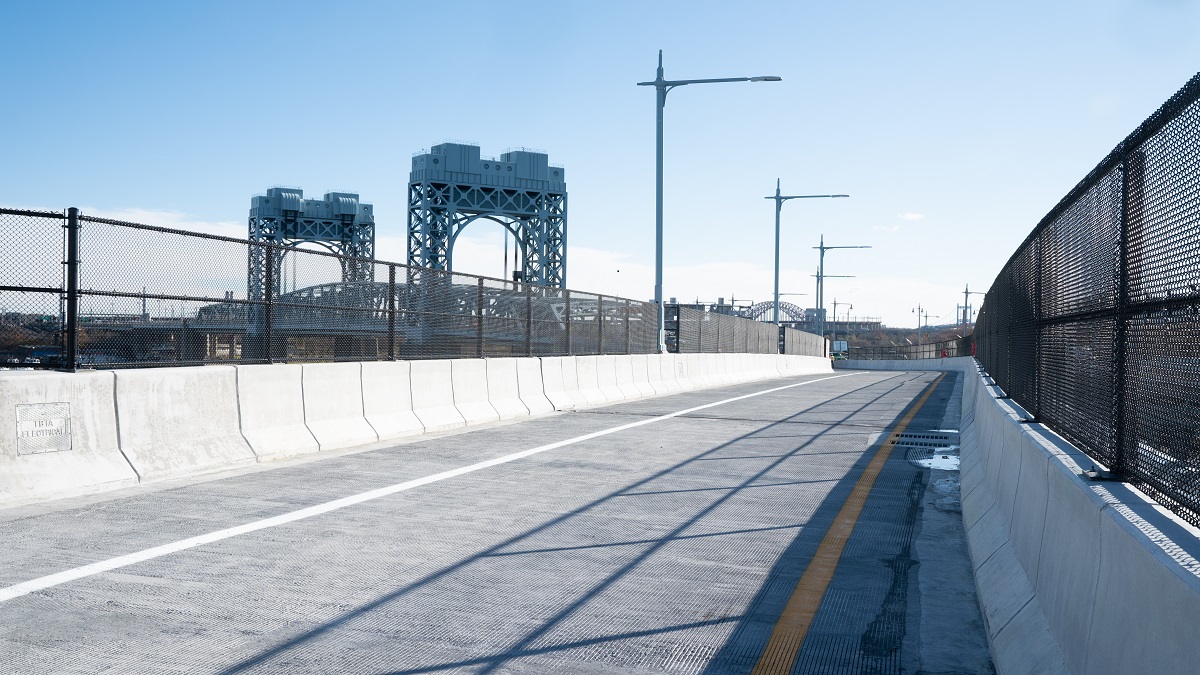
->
[0, 369, 992, 674]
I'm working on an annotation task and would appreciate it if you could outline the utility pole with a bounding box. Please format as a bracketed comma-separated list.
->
[813, 234, 870, 339]
[913, 303, 929, 346]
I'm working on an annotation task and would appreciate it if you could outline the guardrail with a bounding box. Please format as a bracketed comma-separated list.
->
[975, 72, 1200, 527]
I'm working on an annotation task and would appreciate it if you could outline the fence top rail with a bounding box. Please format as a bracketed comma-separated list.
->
[0, 208, 66, 220]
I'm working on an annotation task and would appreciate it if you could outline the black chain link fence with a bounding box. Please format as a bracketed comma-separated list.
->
[0, 209, 666, 367]
[976, 72, 1200, 527]
[2, 208, 824, 368]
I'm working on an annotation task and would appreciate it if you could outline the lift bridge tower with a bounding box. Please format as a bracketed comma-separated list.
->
[408, 143, 567, 287]
[248, 188, 376, 303]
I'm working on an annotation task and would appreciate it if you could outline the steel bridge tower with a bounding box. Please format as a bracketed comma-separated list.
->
[408, 143, 567, 287]
[248, 188, 375, 303]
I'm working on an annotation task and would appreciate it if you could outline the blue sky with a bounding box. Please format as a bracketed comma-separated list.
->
[3, 0, 1199, 327]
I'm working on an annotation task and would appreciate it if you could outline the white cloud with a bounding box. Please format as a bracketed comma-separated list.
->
[897, 212, 925, 221]
[79, 207, 244, 239]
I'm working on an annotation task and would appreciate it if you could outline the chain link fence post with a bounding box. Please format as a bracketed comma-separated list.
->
[564, 289, 572, 355]
[476, 277, 485, 358]
[62, 207, 80, 372]
[264, 246, 275, 364]
[387, 265, 397, 360]
[524, 283, 533, 357]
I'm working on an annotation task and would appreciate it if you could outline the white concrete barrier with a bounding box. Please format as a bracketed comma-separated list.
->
[613, 355, 643, 399]
[410, 360, 466, 432]
[0, 370, 137, 506]
[655, 354, 684, 393]
[678, 354, 705, 390]
[629, 355, 658, 397]
[114, 366, 256, 481]
[361, 361, 424, 440]
[5, 351, 841, 507]
[236, 364, 319, 460]
[515, 358, 554, 415]
[452, 359, 500, 426]
[593, 355, 624, 402]
[302, 362, 378, 451]
[484, 358, 529, 420]
[539, 357, 577, 411]
[574, 356, 607, 405]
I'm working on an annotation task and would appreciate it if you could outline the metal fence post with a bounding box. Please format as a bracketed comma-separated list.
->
[625, 299, 631, 354]
[63, 207, 79, 372]
[476, 277, 485, 358]
[597, 295, 604, 355]
[264, 246, 275, 364]
[564, 289, 572, 355]
[1113, 148, 1133, 476]
[387, 265, 397, 360]
[525, 283, 533, 357]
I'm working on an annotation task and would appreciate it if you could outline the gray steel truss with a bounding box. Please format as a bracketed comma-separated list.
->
[248, 188, 375, 303]
[408, 143, 567, 288]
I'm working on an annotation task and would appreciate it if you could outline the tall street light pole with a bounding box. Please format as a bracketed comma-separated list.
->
[639, 50, 781, 353]
[766, 179, 847, 326]
[961, 283, 986, 339]
[814, 234, 871, 339]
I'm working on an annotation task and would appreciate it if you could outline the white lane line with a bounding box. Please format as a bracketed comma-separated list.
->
[0, 372, 862, 604]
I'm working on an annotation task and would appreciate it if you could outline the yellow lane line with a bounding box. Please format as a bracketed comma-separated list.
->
[750, 372, 946, 675]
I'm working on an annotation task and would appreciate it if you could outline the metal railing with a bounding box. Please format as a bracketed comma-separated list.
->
[2, 207, 828, 369]
[849, 336, 972, 361]
[976, 72, 1200, 527]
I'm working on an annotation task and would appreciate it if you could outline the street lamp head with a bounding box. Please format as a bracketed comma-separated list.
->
[831, 194, 850, 198]
[749, 76, 783, 82]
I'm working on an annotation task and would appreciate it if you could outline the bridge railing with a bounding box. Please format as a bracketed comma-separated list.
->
[976, 72, 1200, 527]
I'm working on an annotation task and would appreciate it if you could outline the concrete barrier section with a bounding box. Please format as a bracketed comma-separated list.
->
[515, 358, 554, 415]
[539, 357, 577, 411]
[361, 361, 424, 440]
[452, 359, 500, 426]
[410, 360, 467, 432]
[613, 355, 643, 399]
[0, 370, 137, 506]
[679, 354, 705, 390]
[655, 354, 684, 393]
[629, 354, 658, 397]
[484, 358, 529, 421]
[302, 362, 378, 451]
[574, 356, 608, 405]
[593, 355, 624, 402]
[236, 364, 319, 460]
[114, 366, 256, 481]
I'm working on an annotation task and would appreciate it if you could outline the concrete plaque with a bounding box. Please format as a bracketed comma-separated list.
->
[16, 402, 73, 455]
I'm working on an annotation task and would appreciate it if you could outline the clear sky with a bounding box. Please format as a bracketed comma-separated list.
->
[3, 0, 1199, 328]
